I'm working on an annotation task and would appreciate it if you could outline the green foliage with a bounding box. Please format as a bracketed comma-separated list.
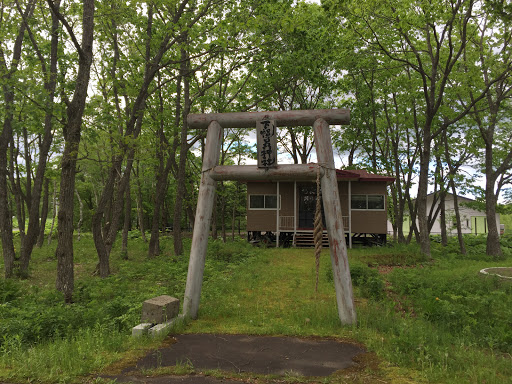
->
[0, 234, 262, 379]
[501, 214, 512, 234]
[206, 238, 255, 265]
[347, 263, 385, 300]
[192, 243, 512, 383]
[0, 279, 21, 304]
[351, 241, 426, 266]
[388, 262, 512, 354]
[2, 237, 512, 382]
[432, 233, 512, 260]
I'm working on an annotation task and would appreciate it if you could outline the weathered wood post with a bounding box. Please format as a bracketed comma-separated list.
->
[183, 121, 223, 319]
[313, 118, 357, 325]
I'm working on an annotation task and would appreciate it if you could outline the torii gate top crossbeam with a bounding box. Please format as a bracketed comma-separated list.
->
[187, 109, 350, 129]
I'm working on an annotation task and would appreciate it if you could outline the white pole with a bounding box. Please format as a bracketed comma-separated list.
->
[294, 180, 297, 246]
[183, 121, 223, 319]
[276, 181, 280, 247]
[349, 181, 352, 249]
[313, 118, 357, 325]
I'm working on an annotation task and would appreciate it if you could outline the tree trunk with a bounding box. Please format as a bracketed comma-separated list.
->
[91, 3, 171, 268]
[17, 0, 59, 275]
[220, 182, 226, 243]
[485, 167, 502, 258]
[440, 191, 448, 246]
[134, 163, 147, 242]
[450, 180, 467, 255]
[417, 138, 432, 257]
[211, 191, 218, 240]
[121, 185, 131, 259]
[9, 142, 26, 258]
[0, 129, 16, 278]
[56, 141, 79, 302]
[0, 2, 37, 278]
[92, 154, 134, 277]
[232, 187, 236, 241]
[148, 170, 164, 258]
[37, 177, 50, 247]
[55, 0, 95, 302]
[75, 188, 83, 241]
[186, 197, 195, 231]
[47, 179, 57, 245]
[148, 76, 174, 257]
[173, 48, 190, 257]
[0, 136, 15, 277]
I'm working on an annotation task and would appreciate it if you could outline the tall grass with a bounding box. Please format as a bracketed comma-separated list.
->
[0, 234, 253, 382]
[1, 233, 512, 383]
[188, 237, 512, 383]
[2, 325, 130, 383]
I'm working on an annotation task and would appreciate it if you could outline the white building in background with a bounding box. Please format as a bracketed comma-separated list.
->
[388, 193, 502, 236]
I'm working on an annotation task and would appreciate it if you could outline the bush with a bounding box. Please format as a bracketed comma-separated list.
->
[207, 238, 255, 265]
[349, 263, 386, 300]
[0, 279, 21, 303]
[388, 265, 512, 354]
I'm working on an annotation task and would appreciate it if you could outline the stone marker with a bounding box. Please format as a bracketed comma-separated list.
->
[142, 295, 180, 324]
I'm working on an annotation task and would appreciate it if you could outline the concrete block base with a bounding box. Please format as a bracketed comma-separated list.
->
[147, 314, 185, 337]
[131, 323, 153, 337]
[131, 315, 185, 338]
[142, 295, 180, 324]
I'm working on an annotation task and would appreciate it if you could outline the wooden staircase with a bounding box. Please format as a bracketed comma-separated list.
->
[294, 231, 329, 248]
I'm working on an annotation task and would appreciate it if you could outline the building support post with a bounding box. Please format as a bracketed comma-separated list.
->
[276, 181, 280, 247]
[293, 180, 297, 246]
[348, 180, 352, 249]
[183, 121, 223, 319]
[313, 118, 357, 325]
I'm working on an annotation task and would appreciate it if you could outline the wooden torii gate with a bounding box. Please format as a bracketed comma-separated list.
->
[183, 109, 356, 325]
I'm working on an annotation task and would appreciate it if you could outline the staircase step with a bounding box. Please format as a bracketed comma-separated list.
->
[294, 232, 329, 248]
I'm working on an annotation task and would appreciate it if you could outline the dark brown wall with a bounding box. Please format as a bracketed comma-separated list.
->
[338, 181, 350, 216]
[247, 180, 389, 234]
[247, 182, 277, 231]
[279, 182, 294, 216]
[351, 211, 388, 233]
[350, 181, 388, 234]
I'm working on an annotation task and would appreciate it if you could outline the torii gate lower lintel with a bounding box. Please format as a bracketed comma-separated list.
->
[183, 109, 357, 325]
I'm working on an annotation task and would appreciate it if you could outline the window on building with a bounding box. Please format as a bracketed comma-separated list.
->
[249, 194, 279, 209]
[351, 194, 385, 210]
[351, 195, 367, 209]
[367, 195, 385, 210]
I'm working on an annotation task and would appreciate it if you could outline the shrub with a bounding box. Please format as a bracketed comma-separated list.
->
[0, 279, 21, 303]
[349, 263, 385, 300]
[388, 265, 512, 354]
[207, 238, 255, 265]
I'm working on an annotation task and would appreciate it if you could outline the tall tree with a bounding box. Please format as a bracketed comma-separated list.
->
[52, 0, 95, 302]
[462, 14, 512, 257]
[334, 0, 511, 256]
[0, 1, 36, 278]
[16, 0, 61, 276]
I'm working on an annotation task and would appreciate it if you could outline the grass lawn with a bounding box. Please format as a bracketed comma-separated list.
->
[1, 233, 512, 383]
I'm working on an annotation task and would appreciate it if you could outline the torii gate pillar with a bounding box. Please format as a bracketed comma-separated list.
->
[183, 109, 356, 325]
[182, 120, 223, 319]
